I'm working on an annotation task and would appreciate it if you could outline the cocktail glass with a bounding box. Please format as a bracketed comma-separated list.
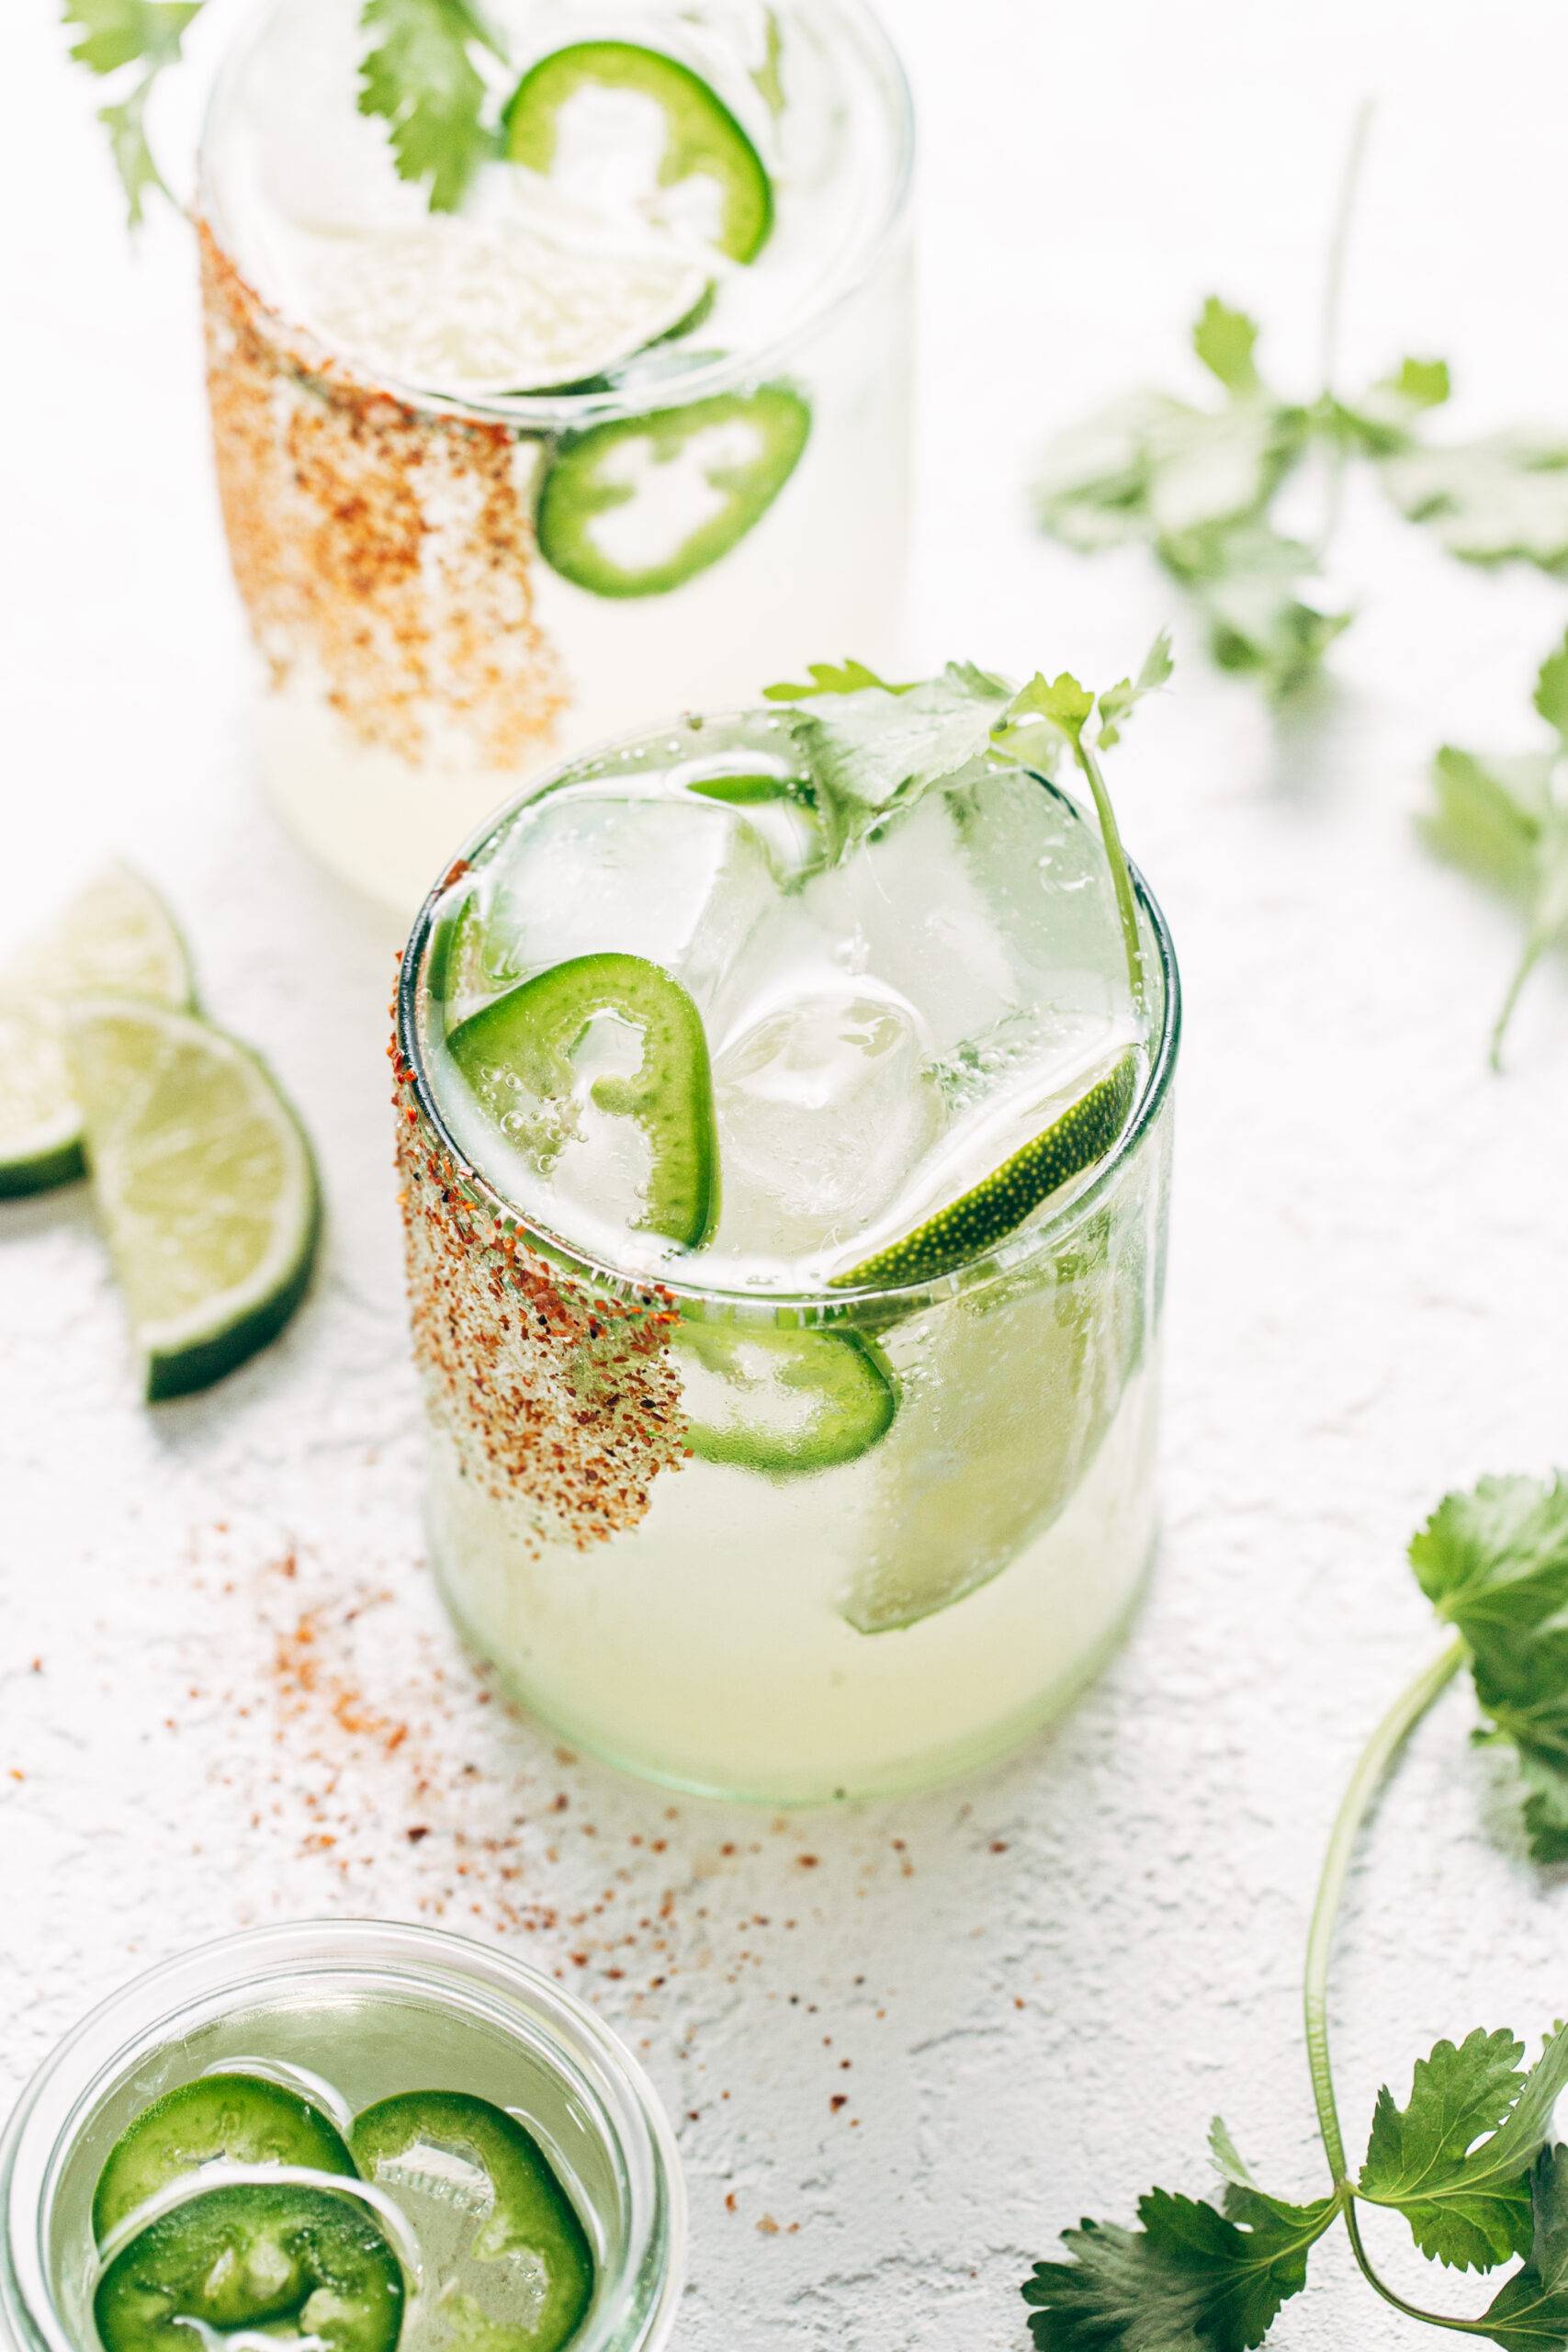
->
[195, 0, 913, 910]
[392, 707, 1180, 1806]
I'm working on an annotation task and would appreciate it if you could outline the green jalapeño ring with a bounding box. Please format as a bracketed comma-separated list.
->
[0, 1921, 684, 2352]
[394, 705, 1180, 1805]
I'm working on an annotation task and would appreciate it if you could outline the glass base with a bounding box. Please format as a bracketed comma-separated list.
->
[427, 1517, 1157, 1808]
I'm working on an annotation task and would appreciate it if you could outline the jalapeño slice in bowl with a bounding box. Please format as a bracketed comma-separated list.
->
[446, 952, 719, 1249]
[352, 2090, 594, 2352]
[94, 2181, 404, 2352]
[829, 1052, 1140, 1292]
[93, 2073, 358, 2243]
[535, 387, 810, 597]
[673, 1324, 897, 1476]
[503, 41, 773, 264]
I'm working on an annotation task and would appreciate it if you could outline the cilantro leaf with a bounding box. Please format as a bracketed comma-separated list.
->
[761, 659, 913, 701]
[775, 662, 1011, 860]
[1022, 2176, 1337, 2352]
[1381, 433, 1568, 571]
[357, 0, 502, 212]
[1420, 653, 1568, 1068]
[1330, 356, 1453, 457]
[63, 0, 200, 76]
[1482, 2150, 1568, 2350]
[1411, 1473, 1568, 1856]
[1192, 298, 1264, 395]
[62, 0, 202, 222]
[1359, 2027, 1568, 2270]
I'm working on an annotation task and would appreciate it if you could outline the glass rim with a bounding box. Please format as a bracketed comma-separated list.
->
[0, 1917, 686, 2352]
[396, 731, 1183, 1322]
[195, 0, 915, 431]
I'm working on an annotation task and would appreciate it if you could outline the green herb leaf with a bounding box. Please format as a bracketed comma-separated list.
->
[1359, 2026, 1568, 2270]
[1411, 1472, 1568, 1855]
[1192, 297, 1264, 395]
[761, 659, 914, 701]
[1421, 652, 1568, 1068]
[1481, 2150, 1568, 2350]
[1380, 434, 1568, 570]
[62, 0, 202, 221]
[1022, 2178, 1337, 2352]
[63, 0, 200, 76]
[357, 0, 502, 212]
[767, 662, 1011, 861]
[1096, 629, 1175, 749]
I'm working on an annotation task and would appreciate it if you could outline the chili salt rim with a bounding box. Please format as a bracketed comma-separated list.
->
[394, 729, 1182, 1326]
[195, 0, 915, 433]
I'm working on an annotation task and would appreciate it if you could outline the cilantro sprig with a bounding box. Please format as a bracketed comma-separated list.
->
[63, 0, 509, 222]
[1032, 134, 1568, 700]
[1422, 631, 1568, 1069]
[763, 634, 1171, 1011]
[1022, 1470, 1568, 2352]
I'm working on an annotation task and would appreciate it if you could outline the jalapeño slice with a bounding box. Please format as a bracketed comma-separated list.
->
[830, 1054, 1140, 1292]
[673, 1324, 897, 1476]
[535, 387, 810, 597]
[352, 2090, 593, 2352]
[503, 41, 773, 263]
[93, 2073, 358, 2243]
[94, 2182, 403, 2352]
[446, 953, 719, 1249]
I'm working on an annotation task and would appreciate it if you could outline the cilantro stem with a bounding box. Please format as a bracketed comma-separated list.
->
[1314, 97, 1376, 561]
[1072, 737, 1145, 1015]
[1303, 1636, 1466, 2187]
[1490, 936, 1544, 1072]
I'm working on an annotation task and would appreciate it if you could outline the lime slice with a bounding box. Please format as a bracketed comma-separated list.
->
[446, 952, 718, 1249]
[830, 1053, 1140, 1291]
[95, 2183, 403, 2352]
[504, 41, 773, 264]
[536, 385, 810, 596]
[353, 2091, 592, 2352]
[0, 865, 193, 1198]
[62, 998, 320, 1400]
[841, 1206, 1150, 1634]
[296, 214, 710, 399]
[94, 2075, 358, 2244]
[673, 1323, 896, 1476]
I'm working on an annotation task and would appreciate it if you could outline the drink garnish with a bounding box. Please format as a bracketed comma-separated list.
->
[354, 2091, 593, 2352]
[535, 387, 810, 595]
[446, 951, 720, 1249]
[504, 40, 774, 262]
[62, 996, 320, 1400]
[1022, 1471, 1568, 2351]
[93, 2075, 357, 2242]
[0, 863, 193, 1198]
[95, 2183, 405, 2352]
[673, 1323, 896, 1475]
[829, 1053, 1138, 1291]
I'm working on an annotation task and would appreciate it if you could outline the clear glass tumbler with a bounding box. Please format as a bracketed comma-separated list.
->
[0, 1921, 684, 2352]
[392, 724, 1181, 1807]
[195, 0, 913, 910]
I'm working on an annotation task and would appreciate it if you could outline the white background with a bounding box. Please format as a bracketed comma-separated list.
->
[6, 2, 1568, 2346]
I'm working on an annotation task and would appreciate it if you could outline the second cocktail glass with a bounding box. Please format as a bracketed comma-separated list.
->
[196, 0, 913, 909]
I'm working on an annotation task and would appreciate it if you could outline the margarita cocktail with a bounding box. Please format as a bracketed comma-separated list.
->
[196, 0, 912, 909]
[0, 1924, 683, 2352]
[393, 663, 1179, 1804]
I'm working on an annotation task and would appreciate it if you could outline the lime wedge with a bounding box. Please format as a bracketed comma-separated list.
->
[829, 1053, 1140, 1291]
[0, 865, 193, 1198]
[62, 998, 320, 1400]
[297, 215, 710, 398]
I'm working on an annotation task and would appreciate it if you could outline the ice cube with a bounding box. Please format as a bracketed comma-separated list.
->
[711, 982, 944, 1259]
[478, 788, 777, 1013]
[802, 793, 1020, 1057]
[366, 2136, 553, 2349]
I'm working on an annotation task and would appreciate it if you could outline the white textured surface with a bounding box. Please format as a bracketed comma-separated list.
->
[6, 5, 1568, 2347]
